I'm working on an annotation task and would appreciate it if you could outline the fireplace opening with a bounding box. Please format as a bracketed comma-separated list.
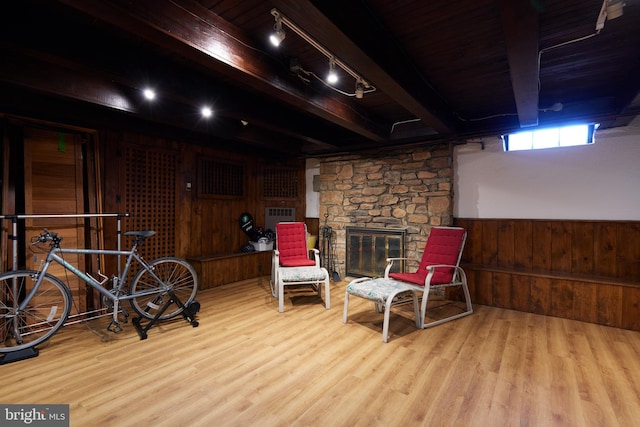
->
[346, 227, 406, 278]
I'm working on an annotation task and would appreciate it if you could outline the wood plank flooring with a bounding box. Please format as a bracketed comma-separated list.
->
[3, 276, 640, 426]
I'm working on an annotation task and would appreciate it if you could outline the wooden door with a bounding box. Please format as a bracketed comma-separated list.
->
[23, 127, 87, 314]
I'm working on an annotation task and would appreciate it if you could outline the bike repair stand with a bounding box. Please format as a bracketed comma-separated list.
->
[1, 347, 39, 365]
[132, 291, 200, 340]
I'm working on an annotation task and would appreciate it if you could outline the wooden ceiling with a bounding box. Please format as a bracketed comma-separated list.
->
[2, 0, 639, 156]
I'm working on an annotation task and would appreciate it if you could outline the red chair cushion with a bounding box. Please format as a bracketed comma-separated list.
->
[389, 227, 465, 286]
[276, 222, 316, 267]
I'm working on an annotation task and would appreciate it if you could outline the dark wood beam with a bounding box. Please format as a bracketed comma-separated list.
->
[58, 0, 387, 143]
[0, 51, 309, 155]
[500, 0, 539, 127]
[0, 51, 137, 114]
[275, 0, 457, 135]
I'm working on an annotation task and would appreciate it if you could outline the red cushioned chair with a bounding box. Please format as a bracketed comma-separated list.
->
[271, 222, 330, 312]
[343, 226, 472, 342]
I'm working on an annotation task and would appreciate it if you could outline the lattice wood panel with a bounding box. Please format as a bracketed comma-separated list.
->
[263, 167, 298, 198]
[198, 158, 244, 197]
[123, 145, 177, 259]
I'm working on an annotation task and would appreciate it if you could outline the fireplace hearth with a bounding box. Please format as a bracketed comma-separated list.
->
[346, 227, 406, 278]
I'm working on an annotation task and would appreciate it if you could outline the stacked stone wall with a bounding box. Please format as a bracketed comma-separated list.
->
[319, 144, 454, 278]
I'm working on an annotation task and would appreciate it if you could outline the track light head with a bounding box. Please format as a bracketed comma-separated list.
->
[596, 0, 625, 31]
[270, 27, 285, 46]
[327, 58, 338, 84]
[355, 80, 364, 99]
[270, 9, 286, 46]
[607, 0, 624, 20]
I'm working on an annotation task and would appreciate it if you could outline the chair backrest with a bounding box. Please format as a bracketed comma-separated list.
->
[276, 222, 316, 267]
[414, 227, 466, 284]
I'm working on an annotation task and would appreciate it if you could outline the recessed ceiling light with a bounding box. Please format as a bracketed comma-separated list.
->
[201, 106, 213, 118]
[143, 88, 156, 100]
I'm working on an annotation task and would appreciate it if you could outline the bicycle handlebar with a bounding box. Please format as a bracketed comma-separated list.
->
[31, 229, 63, 247]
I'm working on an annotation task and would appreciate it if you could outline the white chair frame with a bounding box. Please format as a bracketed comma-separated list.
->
[343, 227, 472, 342]
[271, 233, 330, 313]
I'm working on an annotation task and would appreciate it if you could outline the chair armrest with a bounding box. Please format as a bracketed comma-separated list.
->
[311, 248, 321, 267]
[424, 264, 466, 286]
[384, 257, 409, 277]
[425, 264, 455, 271]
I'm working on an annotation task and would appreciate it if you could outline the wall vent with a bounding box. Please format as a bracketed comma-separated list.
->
[265, 207, 296, 231]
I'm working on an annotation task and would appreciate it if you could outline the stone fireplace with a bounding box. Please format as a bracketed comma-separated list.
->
[346, 226, 406, 278]
[319, 144, 453, 280]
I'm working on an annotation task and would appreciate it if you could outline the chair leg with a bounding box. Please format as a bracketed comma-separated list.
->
[374, 302, 384, 313]
[278, 281, 285, 313]
[419, 285, 431, 329]
[343, 291, 350, 323]
[324, 276, 331, 310]
[421, 282, 474, 328]
[412, 292, 421, 328]
[381, 289, 407, 343]
[382, 297, 393, 343]
[461, 272, 473, 313]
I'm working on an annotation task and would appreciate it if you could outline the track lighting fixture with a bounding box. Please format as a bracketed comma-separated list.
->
[269, 10, 286, 46]
[355, 79, 364, 99]
[327, 58, 338, 84]
[596, 0, 624, 31]
[269, 8, 375, 98]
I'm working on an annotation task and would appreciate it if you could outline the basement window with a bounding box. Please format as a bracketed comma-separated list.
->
[503, 124, 597, 151]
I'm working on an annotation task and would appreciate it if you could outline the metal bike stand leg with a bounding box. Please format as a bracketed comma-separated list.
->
[132, 291, 200, 340]
[0, 347, 40, 365]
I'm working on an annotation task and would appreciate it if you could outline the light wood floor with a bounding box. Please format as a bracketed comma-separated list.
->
[3, 276, 640, 426]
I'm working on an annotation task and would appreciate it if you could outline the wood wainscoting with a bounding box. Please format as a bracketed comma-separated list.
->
[453, 218, 640, 331]
[188, 251, 272, 290]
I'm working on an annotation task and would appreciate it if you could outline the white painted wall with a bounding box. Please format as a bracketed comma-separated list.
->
[453, 119, 640, 220]
[305, 158, 320, 218]
[305, 119, 640, 221]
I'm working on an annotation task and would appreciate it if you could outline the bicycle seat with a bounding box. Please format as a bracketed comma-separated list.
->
[124, 230, 156, 238]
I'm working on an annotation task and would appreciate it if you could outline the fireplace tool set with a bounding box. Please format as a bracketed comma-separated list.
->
[320, 213, 340, 282]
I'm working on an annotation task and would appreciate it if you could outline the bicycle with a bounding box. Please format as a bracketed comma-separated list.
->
[0, 228, 199, 361]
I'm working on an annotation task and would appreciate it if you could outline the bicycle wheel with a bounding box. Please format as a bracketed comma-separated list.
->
[129, 257, 198, 320]
[0, 270, 72, 354]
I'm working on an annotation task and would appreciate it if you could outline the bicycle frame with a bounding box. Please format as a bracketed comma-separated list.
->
[2, 228, 199, 361]
[18, 245, 168, 316]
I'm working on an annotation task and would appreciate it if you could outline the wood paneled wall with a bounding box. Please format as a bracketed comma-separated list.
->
[100, 130, 307, 260]
[97, 131, 309, 287]
[187, 251, 272, 290]
[1, 121, 307, 288]
[454, 218, 640, 331]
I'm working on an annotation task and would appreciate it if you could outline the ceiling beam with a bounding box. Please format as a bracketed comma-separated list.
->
[0, 50, 311, 155]
[500, 0, 539, 128]
[58, 0, 387, 143]
[273, 0, 458, 135]
[0, 51, 138, 114]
